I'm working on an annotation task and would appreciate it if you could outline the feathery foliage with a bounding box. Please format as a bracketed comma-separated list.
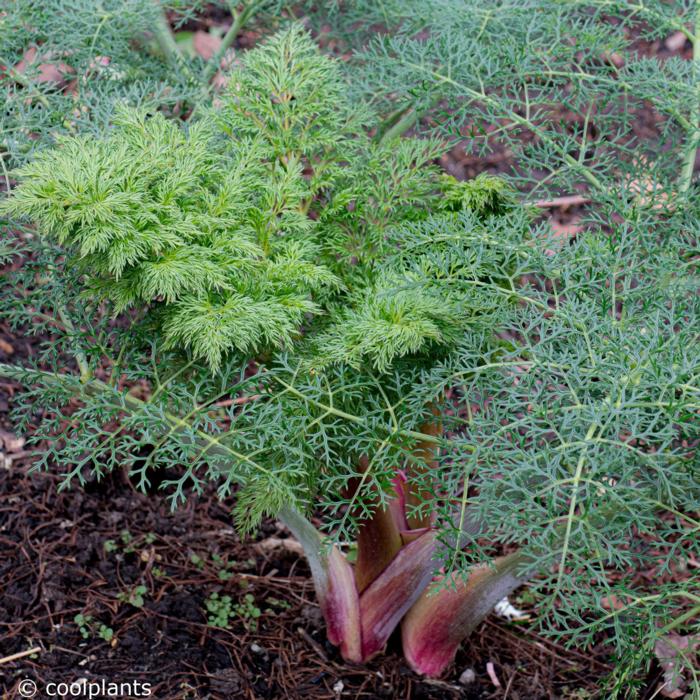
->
[317, 0, 699, 691]
[0, 0, 292, 170]
[1, 3, 698, 694]
[5, 27, 475, 370]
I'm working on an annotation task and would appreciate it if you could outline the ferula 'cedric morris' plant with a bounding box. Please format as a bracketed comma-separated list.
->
[2, 17, 698, 690]
[2, 25, 527, 675]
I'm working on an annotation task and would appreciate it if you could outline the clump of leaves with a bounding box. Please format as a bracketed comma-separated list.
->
[4, 26, 453, 371]
[205, 592, 235, 628]
[205, 591, 261, 630]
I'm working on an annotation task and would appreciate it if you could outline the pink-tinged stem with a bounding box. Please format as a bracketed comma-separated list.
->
[355, 503, 404, 593]
[280, 506, 439, 663]
[277, 505, 361, 661]
[359, 531, 438, 659]
[401, 552, 526, 677]
[403, 420, 442, 530]
[324, 545, 362, 661]
[389, 470, 409, 531]
[353, 456, 404, 594]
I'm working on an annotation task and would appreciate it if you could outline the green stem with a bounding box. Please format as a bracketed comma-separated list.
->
[55, 304, 92, 383]
[185, 1, 262, 124]
[658, 604, 700, 635]
[549, 420, 599, 604]
[376, 104, 421, 144]
[153, 3, 195, 82]
[376, 94, 442, 145]
[0, 363, 275, 480]
[201, 2, 259, 86]
[592, 1, 694, 44]
[0, 150, 11, 193]
[679, 5, 700, 195]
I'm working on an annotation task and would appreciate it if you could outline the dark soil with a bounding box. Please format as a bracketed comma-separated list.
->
[0, 445, 612, 700]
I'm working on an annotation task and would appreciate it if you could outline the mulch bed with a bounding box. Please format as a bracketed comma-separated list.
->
[1, 451, 614, 700]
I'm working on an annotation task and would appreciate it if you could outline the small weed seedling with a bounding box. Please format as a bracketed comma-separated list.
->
[117, 585, 148, 609]
[74, 614, 114, 643]
[205, 592, 234, 628]
[205, 592, 262, 630]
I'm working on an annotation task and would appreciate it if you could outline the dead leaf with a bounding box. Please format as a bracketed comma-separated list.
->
[626, 156, 675, 210]
[545, 216, 584, 255]
[36, 62, 70, 83]
[666, 31, 688, 52]
[602, 51, 625, 68]
[14, 46, 38, 73]
[64, 79, 79, 96]
[600, 595, 624, 611]
[654, 634, 700, 698]
[0, 339, 14, 355]
[550, 217, 584, 240]
[84, 55, 111, 79]
[0, 429, 25, 452]
[193, 31, 222, 61]
[255, 536, 304, 557]
[14, 46, 73, 84]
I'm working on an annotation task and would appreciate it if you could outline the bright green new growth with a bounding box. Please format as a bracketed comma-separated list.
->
[7, 28, 437, 369]
[5, 27, 488, 372]
[5, 106, 330, 370]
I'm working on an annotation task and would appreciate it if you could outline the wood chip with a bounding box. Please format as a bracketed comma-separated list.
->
[255, 536, 304, 557]
[193, 30, 222, 61]
[486, 661, 501, 688]
[533, 194, 589, 209]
